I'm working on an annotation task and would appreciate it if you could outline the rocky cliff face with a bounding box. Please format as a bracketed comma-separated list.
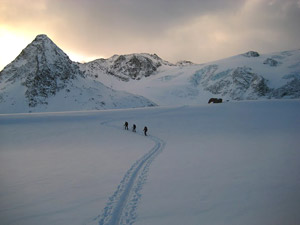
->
[80, 53, 174, 81]
[271, 76, 300, 99]
[190, 65, 270, 100]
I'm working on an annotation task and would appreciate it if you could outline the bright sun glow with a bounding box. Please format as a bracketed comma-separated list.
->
[67, 51, 103, 63]
[0, 28, 34, 70]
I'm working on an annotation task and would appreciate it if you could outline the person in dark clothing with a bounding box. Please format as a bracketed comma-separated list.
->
[124, 121, 129, 130]
[143, 126, 148, 136]
[132, 124, 136, 132]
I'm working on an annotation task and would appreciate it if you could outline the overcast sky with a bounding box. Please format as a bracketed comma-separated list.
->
[1, 0, 300, 70]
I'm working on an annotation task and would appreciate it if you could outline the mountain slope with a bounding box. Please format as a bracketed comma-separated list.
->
[86, 50, 300, 105]
[0, 35, 155, 113]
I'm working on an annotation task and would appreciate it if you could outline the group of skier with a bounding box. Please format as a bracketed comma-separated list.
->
[124, 121, 148, 136]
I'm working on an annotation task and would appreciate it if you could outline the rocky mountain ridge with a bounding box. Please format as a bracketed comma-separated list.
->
[86, 49, 300, 104]
[0, 35, 156, 113]
[0, 34, 299, 113]
[80, 53, 175, 81]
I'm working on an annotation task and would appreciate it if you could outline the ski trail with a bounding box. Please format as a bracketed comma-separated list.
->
[88, 121, 165, 225]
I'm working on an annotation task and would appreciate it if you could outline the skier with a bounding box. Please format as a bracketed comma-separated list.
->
[124, 121, 129, 130]
[132, 124, 136, 132]
[143, 126, 148, 136]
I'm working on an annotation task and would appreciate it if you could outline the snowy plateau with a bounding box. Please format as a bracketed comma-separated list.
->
[0, 35, 300, 225]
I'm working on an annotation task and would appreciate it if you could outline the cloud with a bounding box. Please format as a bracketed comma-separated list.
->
[0, 0, 299, 68]
[41, 0, 246, 57]
[49, 0, 244, 32]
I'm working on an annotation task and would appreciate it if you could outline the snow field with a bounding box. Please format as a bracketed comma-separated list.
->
[0, 100, 300, 225]
[136, 101, 300, 225]
[0, 110, 154, 225]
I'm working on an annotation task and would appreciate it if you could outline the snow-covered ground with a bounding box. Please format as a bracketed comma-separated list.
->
[0, 100, 300, 225]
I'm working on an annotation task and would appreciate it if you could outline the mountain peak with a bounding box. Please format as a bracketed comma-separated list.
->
[0, 34, 82, 107]
[28, 34, 55, 47]
[29, 34, 60, 52]
[1, 34, 72, 76]
[35, 34, 50, 40]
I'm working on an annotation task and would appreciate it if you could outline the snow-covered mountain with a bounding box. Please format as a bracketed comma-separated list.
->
[1, 34, 299, 113]
[0, 35, 155, 113]
[84, 49, 300, 105]
[80, 53, 174, 81]
[196, 50, 300, 100]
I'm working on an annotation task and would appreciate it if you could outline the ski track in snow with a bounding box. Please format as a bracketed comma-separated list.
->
[87, 120, 165, 225]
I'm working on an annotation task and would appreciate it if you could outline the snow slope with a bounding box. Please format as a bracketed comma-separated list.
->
[0, 74, 156, 114]
[0, 100, 299, 225]
[84, 50, 300, 105]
